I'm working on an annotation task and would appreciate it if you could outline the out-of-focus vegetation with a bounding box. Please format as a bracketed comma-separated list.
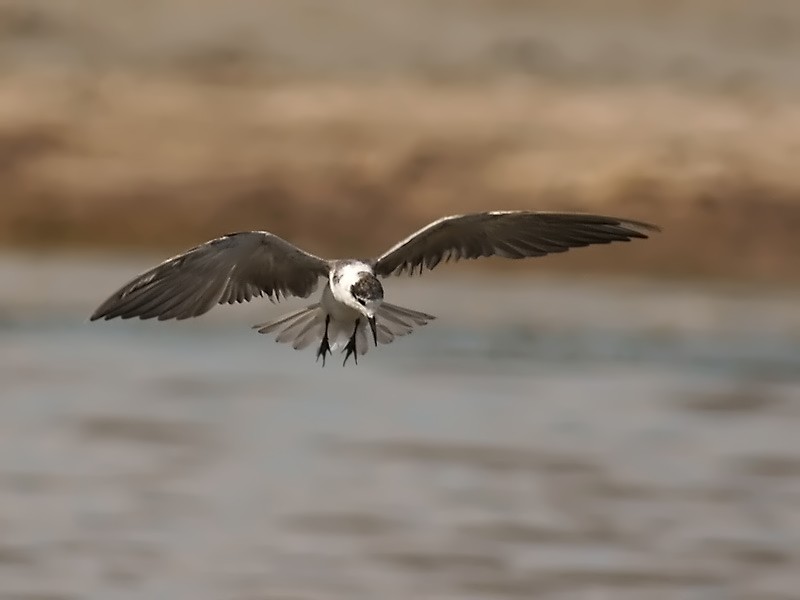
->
[1, 0, 799, 281]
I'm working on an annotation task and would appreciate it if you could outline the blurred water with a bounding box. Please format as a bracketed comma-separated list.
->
[1, 253, 799, 600]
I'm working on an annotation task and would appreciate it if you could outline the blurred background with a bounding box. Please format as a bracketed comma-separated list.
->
[1, 1, 799, 599]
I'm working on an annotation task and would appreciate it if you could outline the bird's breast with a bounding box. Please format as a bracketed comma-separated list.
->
[322, 283, 361, 319]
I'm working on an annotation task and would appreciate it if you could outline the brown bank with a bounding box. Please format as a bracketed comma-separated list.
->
[0, 76, 798, 283]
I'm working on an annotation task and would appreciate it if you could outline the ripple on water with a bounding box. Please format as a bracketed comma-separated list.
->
[320, 438, 606, 475]
[284, 512, 409, 537]
[76, 416, 213, 448]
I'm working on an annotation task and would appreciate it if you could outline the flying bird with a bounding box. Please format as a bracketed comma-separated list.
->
[90, 211, 659, 365]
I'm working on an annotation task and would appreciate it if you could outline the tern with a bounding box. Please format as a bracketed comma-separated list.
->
[90, 211, 659, 365]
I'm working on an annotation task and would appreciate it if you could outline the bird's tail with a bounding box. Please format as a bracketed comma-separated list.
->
[373, 302, 436, 346]
[253, 303, 326, 351]
[252, 301, 435, 354]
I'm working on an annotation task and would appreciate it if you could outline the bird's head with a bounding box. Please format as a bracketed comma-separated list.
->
[350, 273, 383, 344]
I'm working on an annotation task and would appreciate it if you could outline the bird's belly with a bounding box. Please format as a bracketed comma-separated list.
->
[319, 287, 362, 351]
[320, 286, 361, 320]
[320, 287, 352, 319]
[328, 302, 360, 321]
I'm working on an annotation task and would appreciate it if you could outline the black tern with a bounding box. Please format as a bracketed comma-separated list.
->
[90, 211, 659, 365]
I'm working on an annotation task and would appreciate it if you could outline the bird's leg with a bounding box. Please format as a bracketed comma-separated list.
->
[342, 319, 360, 366]
[316, 315, 332, 367]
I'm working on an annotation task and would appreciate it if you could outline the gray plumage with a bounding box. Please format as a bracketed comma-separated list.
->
[372, 211, 658, 276]
[90, 231, 328, 322]
[90, 210, 659, 364]
[253, 301, 435, 353]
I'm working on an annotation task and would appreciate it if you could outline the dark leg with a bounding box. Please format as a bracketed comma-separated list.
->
[315, 315, 332, 367]
[342, 319, 360, 366]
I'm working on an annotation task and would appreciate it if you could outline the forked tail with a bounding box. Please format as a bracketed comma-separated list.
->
[373, 302, 436, 345]
[253, 302, 436, 363]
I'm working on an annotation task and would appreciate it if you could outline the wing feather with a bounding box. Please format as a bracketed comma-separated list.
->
[373, 211, 659, 277]
[91, 231, 330, 321]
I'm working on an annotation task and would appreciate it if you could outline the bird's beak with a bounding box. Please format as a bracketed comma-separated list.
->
[368, 316, 378, 346]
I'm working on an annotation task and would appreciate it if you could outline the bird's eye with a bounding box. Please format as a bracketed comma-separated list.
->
[356, 298, 366, 306]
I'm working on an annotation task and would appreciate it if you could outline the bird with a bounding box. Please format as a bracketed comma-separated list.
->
[90, 211, 660, 366]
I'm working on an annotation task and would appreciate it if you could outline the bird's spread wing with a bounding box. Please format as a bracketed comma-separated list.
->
[372, 211, 660, 277]
[90, 231, 330, 321]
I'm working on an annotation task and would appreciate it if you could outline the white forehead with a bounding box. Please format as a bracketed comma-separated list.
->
[335, 261, 372, 287]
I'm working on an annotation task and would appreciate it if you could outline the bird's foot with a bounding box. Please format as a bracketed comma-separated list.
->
[342, 319, 360, 366]
[316, 316, 332, 367]
[316, 337, 332, 366]
[342, 336, 358, 366]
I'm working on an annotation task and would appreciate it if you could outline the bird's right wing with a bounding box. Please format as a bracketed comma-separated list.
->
[91, 231, 330, 321]
[372, 211, 660, 277]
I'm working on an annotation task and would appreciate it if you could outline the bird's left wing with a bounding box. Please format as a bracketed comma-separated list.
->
[372, 211, 659, 277]
[90, 231, 330, 321]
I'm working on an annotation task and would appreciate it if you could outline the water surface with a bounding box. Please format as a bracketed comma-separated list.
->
[1, 253, 799, 600]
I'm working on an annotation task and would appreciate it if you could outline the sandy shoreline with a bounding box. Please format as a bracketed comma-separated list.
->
[3, 0, 800, 282]
[0, 76, 798, 282]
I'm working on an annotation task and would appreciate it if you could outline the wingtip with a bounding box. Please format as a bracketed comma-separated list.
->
[622, 219, 662, 237]
[640, 222, 662, 234]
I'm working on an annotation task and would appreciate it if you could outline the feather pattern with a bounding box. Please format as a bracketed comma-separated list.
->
[373, 211, 659, 278]
[91, 231, 330, 321]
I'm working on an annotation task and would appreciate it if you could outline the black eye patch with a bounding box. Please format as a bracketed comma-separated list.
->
[350, 275, 384, 303]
